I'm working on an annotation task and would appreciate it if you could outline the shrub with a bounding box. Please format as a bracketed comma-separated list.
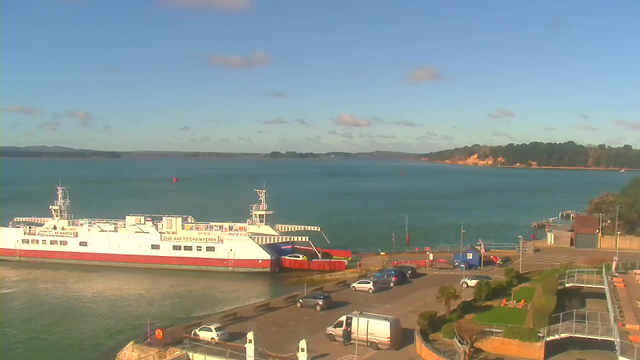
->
[448, 312, 460, 322]
[474, 279, 493, 302]
[442, 322, 456, 339]
[455, 320, 485, 348]
[503, 326, 540, 342]
[491, 279, 508, 297]
[417, 311, 438, 334]
[504, 267, 521, 287]
[456, 300, 475, 317]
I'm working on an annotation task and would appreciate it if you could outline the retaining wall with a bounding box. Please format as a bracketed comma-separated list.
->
[599, 235, 640, 250]
[475, 337, 544, 360]
[414, 328, 452, 360]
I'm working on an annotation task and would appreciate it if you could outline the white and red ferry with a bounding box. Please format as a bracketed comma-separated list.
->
[0, 185, 339, 272]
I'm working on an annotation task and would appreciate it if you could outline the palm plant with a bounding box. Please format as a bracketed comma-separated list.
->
[436, 284, 460, 315]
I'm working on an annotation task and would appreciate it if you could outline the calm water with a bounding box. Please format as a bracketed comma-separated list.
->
[0, 158, 635, 359]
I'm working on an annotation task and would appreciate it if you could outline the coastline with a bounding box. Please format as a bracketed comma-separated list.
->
[421, 160, 639, 171]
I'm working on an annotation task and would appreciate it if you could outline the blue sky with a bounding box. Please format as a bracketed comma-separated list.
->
[1, 0, 639, 152]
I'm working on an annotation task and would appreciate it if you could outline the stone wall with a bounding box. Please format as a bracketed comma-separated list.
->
[599, 235, 640, 250]
[116, 341, 182, 360]
[475, 337, 544, 360]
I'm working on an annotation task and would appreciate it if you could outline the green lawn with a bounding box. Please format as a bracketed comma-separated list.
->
[473, 307, 529, 326]
[514, 286, 536, 302]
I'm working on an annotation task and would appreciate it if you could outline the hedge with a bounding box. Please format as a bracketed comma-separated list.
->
[417, 311, 438, 334]
[531, 278, 558, 328]
[503, 326, 540, 342]
[442, 322, 456, 340]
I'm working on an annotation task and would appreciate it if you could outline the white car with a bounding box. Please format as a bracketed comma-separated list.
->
[192, 323, 229, 342]
[350, 279, 378, 294]
[283, 254, 306, 260]
[460, 275, 492, 288]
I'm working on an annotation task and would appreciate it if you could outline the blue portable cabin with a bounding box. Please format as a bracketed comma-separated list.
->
[452, 245, 481, 270]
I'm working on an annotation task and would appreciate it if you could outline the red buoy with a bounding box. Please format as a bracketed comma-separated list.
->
[173, 177, 178, 183]
[401, 171, 405, 176]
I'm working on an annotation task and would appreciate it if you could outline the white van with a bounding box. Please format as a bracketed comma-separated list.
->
[325, 311, 402, 350]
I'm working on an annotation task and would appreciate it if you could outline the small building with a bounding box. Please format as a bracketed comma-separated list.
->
[572, 215, 600, 249]
[453, 245, 481, 269]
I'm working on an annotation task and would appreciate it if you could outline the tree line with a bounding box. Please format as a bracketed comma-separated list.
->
[586, 176, 640, 235]
[424, 141, 640, 168]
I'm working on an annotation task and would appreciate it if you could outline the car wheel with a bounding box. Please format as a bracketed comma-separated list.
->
[368, 288, 374, 294]
[351, 286, 357, 291]
[296, 301, 302, 308]
[370, 342, 379, 350]
[315, 304, 322, 311]
[461, 282, 468, 288]
[327, 333, 336, 342]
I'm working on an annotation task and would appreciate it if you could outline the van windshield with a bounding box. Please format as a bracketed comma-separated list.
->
[333, 320, 344, 328]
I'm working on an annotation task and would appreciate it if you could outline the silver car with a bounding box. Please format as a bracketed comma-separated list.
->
[350, 279, 378, 293]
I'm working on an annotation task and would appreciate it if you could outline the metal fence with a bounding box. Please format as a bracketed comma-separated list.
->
[618, 261, 640, 272]
[435, 242, 534, 253]
[183, 342, 254, 360]
[559, 268, 605, 288]
[546, 310, 615, 341]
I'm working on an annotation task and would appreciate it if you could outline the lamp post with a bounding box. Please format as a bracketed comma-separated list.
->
[518, 236, 523, 273]
[355, 312, 360, 359]
[614, 205, 621, 259]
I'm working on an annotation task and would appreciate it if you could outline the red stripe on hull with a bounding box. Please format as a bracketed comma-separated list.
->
[0, 248, 272, 270]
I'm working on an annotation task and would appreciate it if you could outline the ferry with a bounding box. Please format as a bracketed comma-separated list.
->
[0, 185, 340, 272]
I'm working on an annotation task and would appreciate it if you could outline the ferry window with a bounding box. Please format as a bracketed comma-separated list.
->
[31, 239, 39, 244]
[60, 241, 68, 246]
[206, 246, 215, 252]
[50, 240, 59, 245]
[196, 246, 202, 251]
[42, 240, 47, 245]
[151, 244, 160, 250]
[79, 241, 88, 247]
[172, 245, 181, 251]
[184, 246, 193, 251]
[22, 239, 29, 244]
[166, 219, 173, 230]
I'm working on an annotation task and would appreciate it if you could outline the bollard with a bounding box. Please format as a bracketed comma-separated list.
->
[297, 339, 308, 360]
[246, 331, 255, 360]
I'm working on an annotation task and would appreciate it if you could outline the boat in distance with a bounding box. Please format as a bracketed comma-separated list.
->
[0, 185, 336, 272]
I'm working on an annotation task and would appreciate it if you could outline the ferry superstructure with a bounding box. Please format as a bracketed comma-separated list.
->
[0, 186, 329, 272]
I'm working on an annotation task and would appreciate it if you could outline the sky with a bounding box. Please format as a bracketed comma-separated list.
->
[1, 0, 639, 153]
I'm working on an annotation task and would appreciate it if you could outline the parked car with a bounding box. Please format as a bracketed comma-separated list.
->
[283, 253, 307, 260]
[192, 323, 229, 342]
[325, 311, 403, 350]
[390, 265, 417, 278]
[297, 292, 333, 311]
[376, 269, 408, 284]
[371, 272, 400, 287]
[350, 279, 378, 293]
[460, 275, 492, 288]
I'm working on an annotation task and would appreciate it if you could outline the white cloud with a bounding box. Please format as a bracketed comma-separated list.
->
[573, 124, 598, 131]
[328, 130, 354, 139]
[441, 135, 455, 141]
[208, 51, 270, 70]
[487, 109, 515, 120]
[406, 67, 445, 84]
[167, 0, 251, 11]
[334, 114, 372, 128]
[263, 91, 287, 98]
[305, 135, 322, 143]
[98, 125, 113, 133]
[544, 126, 557, 131]
[1, 105, 42, 115]
[237, 136, 252, 143]
[425, 131, 438, 138]
[66, 110, 95, 127]
[294, 118, 308, 125]
[39, 121, 61, 132]
[189, 136, 212, 143]
[179, 126, 190, 131]
[257, 118, 288, 125]
[377, 134, 397, 139]
[491, 131, 514, 139]
[391, 120, 421, 127]
[612, 119, 640, 131]
[578, 113, 589, 120]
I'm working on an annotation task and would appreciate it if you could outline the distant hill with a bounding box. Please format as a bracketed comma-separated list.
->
[1, 146, 121, 159]
[422, 142, 640, 169]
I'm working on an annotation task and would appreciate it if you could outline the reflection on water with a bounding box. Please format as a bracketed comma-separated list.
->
[0, 261, 301, 360]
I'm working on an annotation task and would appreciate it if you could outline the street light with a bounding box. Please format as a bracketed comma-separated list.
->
[354, 312, 360, 359]
[518, 236, 523, 273]
[614, 205, 621, 259]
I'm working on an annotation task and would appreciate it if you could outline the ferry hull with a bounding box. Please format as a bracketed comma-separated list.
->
[0, 248, 275, 273]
